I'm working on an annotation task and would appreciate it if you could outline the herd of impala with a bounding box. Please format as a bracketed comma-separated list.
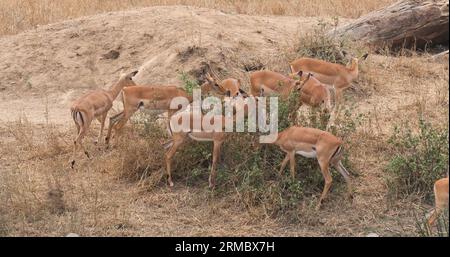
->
[69, 53, 448, 228]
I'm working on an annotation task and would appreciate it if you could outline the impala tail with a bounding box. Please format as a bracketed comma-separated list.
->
[71, 108, 85, 127]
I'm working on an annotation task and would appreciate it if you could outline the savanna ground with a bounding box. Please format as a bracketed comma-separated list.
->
[0, 1, 448, 236]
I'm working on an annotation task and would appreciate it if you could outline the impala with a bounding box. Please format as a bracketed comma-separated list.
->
[105, 85, 192, 146]
[298, 72, 335, 113]
[289, 54, 368, 98]
[427, 176, 449, 228]
[249, 70, 303, 98]
[265, 126, 352, 209]
[70, 70, 138, 168]
[253, 70, 336, 127]
[164, 108, 230, 188]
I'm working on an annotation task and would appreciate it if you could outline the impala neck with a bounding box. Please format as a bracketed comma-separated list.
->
[347, 59, 359, 79]
[108, 79, 127, 100]
[278, 78, 297, 95]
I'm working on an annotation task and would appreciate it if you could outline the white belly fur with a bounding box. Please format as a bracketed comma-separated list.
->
[188, 134, 213, 142]
[296, 150, 317, 158]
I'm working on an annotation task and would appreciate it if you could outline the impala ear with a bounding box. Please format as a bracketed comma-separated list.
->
[130, 70, 139, 77]
[206, 72, 215, 81]
[128, 70, 138, 80]
[297, 70, 303, 77]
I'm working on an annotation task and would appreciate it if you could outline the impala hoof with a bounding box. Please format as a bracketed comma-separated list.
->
[84, 151, 91, 159]
[70, 160, 75, 169]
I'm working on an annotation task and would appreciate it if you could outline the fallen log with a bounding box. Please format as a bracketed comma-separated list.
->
[329, 0, 449, 50]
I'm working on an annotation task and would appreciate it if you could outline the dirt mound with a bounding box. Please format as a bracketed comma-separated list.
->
[0, 6, 323, 124]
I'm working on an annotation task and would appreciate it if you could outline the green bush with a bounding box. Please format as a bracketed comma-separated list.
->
[295, 17, 368, 65]
[386, 117, 449, 201]
[179, 72, 199, 95]
[296, 17, 348, 64]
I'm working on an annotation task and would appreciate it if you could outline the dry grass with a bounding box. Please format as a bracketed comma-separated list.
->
[0, 0, 395, 36]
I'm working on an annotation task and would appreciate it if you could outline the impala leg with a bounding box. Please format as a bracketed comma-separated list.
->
[325, 96, 337, 131]
[95, 113, 107, 145]
[209, 139, 223, 189]
[335, 161, 353, 200]
[427, 190, 448, 229]
[289, 151, 296, 179]
[105, 111, 124, 147]
[278, 153, 290, 176]
[326, 107, 336, 131]
[70, 122, 91, 168]
[427, 208, 441, 231]
[70, 136, 79, 169]
[317, 158, 332, 210]
[164, 136, 185, 187]
[111, 109, 136, 146]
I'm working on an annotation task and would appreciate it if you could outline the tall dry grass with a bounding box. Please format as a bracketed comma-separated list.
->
[0, 0, 395, 36]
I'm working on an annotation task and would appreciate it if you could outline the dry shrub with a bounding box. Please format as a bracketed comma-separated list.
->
[1, 165, 49, 226]
[5, 115, 67, 160]
[108, 111, 168, 189]
[7, 117, 35, 151]
[127, 89, 359, 223]
[294, 18, 370, 64]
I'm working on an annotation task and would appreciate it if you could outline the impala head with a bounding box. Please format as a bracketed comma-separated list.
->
[296, 72, 315, 90]
[118, 70, 139, 87]
[225, 78, 248, 98]
[347, 53, 368, 71]
[201, 73, 246, 98]
[220, 79, 247, 98]
[289, 70, 307, 89]
[201, 73, 224, 95]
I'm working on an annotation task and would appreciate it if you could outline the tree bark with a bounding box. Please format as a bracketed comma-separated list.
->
[329, 0, 449, 50]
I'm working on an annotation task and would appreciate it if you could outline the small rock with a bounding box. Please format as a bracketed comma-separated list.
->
[366, 233, 379, 237]
[101, 50, 120, 60]
[66, 233, 79, 237]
